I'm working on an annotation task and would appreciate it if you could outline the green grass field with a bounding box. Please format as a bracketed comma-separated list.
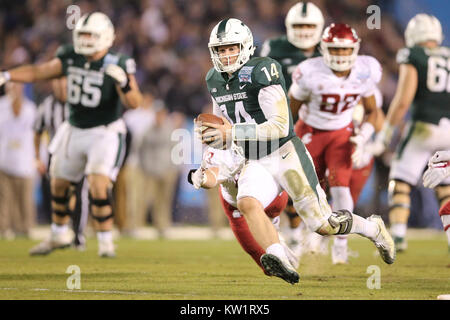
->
[0, 232, 449, 300]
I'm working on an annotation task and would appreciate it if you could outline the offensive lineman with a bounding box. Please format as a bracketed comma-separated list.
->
[289, 23, 384, 264]
[260, 1, 324, 253]
[198, 18, 395, 284]
[375, 14, 450, 252]
[0, 12, 142, 257]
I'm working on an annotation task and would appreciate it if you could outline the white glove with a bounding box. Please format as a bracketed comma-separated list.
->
[0, 71, 10, 87]
[423, 162, 450, 189]
[349, 134, 365, 167]
[428, 150, 450, 166]
[371, 123, 395, 156]
[105, 64, 128, 88]
[350, 122, 375, 167]
[191, 167, 207, 189]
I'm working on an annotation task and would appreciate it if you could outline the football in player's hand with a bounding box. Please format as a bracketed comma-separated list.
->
[195, 113, 225, 146]
[195, 113, 224, 134]
[196, 113, 224, 126]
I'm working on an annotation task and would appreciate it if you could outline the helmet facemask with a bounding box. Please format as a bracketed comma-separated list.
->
[73, 12, 115, 56]
[73, 31, 102, 56]
[285, 2, 324, 49]
[321, 42, 360, 71]
[209, 43, 249, 73]
[287, 24, 323, 49]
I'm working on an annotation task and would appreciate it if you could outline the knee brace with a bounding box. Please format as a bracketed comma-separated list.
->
[89, 189, 114, 223]
[327, 209, 353, 235]
[388, 179, 411, 224]
[435, 184, 450, 208]
[51, 187, 73, 217]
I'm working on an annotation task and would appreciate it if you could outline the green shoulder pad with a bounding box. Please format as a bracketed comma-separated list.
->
[250, 57, 284, 87]
[396, 46, 423, 66]
[205, 67, 216, 82]
[55, 44, 75, 60]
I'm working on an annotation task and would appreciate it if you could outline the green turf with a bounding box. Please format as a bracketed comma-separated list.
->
[0, 236, 449, 300]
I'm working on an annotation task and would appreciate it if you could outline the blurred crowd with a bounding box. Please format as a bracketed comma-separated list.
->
[0, 0, 443, 238]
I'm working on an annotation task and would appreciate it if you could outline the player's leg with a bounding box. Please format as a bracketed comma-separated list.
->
[293, 119, 328, 256]
[262, 136, 395, 264]
[325, 128, 354, 264]
[29, 178, 74, 255]
[388, 122, 433, 251]
[30, 124, 85, 255]
[219, 190, 267, 274]
[85, 121, 127, 257]
[350, 159, 375, 204]
[87, 173, 116, 258]
[237, 162, 299, 284]
[435, 184, 450, 250]
[69, 179, 88, 250]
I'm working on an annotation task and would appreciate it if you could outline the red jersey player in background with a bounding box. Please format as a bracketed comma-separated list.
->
[289, 23, 382, 264]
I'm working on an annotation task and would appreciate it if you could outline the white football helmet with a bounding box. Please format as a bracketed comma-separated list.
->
[285, 2, 324, 49]
[405, 14, 443, 47]
[208, 18, 256, 73]
[320, 23, 360, 72]
[73, 12, 115, 56]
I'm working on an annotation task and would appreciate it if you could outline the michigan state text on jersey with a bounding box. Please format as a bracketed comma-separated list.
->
[206, 56, 296, 159]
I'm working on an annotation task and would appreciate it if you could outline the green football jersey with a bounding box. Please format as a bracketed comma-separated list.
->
[56, 44, 136, 128]
[205, 57, 296, 159]
[260, 35, 321, 89]
[396, 45, 450, 124]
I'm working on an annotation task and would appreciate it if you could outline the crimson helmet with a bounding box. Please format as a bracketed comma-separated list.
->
[320, 23, 360, 71]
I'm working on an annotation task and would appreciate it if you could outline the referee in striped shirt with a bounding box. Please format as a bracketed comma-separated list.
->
[34, 77, 89, 250]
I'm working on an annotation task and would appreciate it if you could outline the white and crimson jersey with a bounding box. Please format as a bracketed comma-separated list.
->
[289, 55, 382, 130]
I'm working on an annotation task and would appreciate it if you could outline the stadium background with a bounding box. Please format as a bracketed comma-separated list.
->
[0, 0, 448, 232]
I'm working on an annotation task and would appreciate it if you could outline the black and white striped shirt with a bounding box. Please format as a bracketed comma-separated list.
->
[34, 95, 69, 139]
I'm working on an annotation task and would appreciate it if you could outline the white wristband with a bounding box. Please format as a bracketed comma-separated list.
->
[232, 123, 257, 141]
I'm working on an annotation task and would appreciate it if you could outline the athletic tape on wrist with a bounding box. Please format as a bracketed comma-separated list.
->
[232, 123, 257, 141]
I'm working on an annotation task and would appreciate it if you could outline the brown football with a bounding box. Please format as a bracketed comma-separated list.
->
[196, 113, 224, 145]
[196, 113, 224, 126]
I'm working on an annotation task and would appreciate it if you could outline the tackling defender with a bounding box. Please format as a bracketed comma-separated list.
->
[0, 12, 142, 257]
[198, 18, 395, 283]
[375, 14, 450, 252]
[423, 150, 450, 248]
[188, 143, 299, 273]
[260, 1, 324, 253]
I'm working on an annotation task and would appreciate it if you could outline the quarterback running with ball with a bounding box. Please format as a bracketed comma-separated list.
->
[0, 12, 142, 257]
[197, 18, 396, 284]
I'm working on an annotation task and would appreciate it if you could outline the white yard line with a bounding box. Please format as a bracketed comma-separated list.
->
[0, 287, 197, 297]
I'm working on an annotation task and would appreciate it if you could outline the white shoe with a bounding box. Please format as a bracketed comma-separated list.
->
[98, 238, 116, 258]
[279, 235, 300, 269]
[260, 253, 299, 284]
[29, 231, 72, 256]
[368, 215, 396, 264]
[331, 242, 348, 265]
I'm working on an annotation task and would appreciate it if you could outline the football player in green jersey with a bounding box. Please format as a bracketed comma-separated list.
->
[0, 12, 142, 257]
[260, 1, 323, 94]
[374, 14, 450, 252]
[198, 18, 395, 284]
[260, 1, 324, 255]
